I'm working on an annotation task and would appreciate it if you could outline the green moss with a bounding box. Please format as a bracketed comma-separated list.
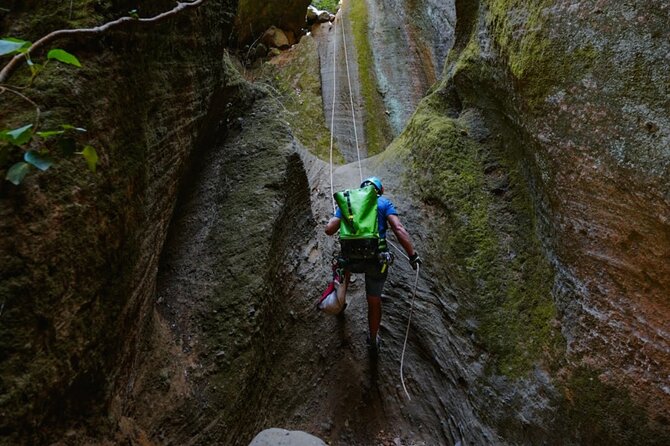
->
[454, 35, 481, 73]
[480, 0, 599, 109]
[312, 0, 340, 13]
[348, 0, 392, 156]
[403, 88, 562, 377]
[253, 37, 344, 163]
[559, 367, 670, 445]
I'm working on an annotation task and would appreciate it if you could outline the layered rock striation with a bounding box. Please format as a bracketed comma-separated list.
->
[0, 0, 241, 441]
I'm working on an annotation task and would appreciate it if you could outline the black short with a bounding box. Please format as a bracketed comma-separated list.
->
[345, 260, 388, 297]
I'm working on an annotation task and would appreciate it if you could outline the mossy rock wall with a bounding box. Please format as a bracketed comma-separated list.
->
[407, 0, 669, 442]
[0, 0, 243, 442]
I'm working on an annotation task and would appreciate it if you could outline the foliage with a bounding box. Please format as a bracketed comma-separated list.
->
[1, 122, 96, 185]
[312, 1, 340, 13]
[1, 37, 97, 185]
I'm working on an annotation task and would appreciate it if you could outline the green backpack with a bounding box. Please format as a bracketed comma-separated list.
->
[334, 185, 380, 260]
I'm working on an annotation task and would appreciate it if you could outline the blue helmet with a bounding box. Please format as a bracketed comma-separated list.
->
[361, 176, 383, 195]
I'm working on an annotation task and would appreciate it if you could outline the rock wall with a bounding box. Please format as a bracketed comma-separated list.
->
[413, 0, 670, 442]
[312, 1, 373, 162]
[120, 90, 316, 445]
[314, 0, 457, 159]
[366, 0, 455, 133]
[0, 0, 239, 442]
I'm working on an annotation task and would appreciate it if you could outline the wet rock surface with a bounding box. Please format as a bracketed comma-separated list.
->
[365, 0, 456, 133]
[312, 3, 370, 163]
[312, 0, 457, 156]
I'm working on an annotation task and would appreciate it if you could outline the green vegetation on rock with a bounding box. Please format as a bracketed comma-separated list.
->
[483, 0, 600, 110]
[403, 84, 562, 377]
[348, 0, 392, 156]
[0, 1, 239, 441]
[253, 36, 343, 162]
[312, 0, 340, 13]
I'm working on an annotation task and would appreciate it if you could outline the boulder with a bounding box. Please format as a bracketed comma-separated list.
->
[262, 26, 290, 49]
[249, 428, 326, 446]
[307, 5, 335, 24]
[285, 30, 297, 46]
[317, 10, 331, 22]
[235, 0, 311, 45]
[306, 5, 318, 23]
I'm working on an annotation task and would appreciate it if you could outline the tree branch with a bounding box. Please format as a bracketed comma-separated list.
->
[0, 0, 205, 83]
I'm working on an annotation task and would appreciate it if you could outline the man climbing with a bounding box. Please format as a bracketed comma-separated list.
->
[324, 177, 421, 352]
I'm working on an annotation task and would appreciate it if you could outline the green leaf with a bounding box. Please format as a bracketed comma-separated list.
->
[58, 138, 77, 156]
[60, 124, 87, 132]
[47, 49, 81, 67]
[79, 145, 98, 172]
[24, 150, 54, 171]
[6, 124, 33, 145]
[36, 129, 65, 139]
[0, 37, 30, 56]
[5, 162, 31, 185]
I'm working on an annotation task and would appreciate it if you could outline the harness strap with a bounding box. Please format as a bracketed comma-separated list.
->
[344, 190, 356, 232]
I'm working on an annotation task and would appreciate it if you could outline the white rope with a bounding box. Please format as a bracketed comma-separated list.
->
[328, 15, 339, 214]
[387, 239, 410, 261]
[400, 264, 420, 400]
[325, 4, 417, 403]
[340, 13, 364, 184]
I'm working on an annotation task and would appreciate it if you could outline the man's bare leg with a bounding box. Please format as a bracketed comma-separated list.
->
[367, 294, 382, 341]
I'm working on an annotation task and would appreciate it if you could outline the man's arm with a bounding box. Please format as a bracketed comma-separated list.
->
[387, 214, 416, 257]
[325, 217, 341, 235]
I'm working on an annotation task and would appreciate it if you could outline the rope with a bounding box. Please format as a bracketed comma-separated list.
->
[400, 264, 420, 400]
[326, 8, 418, 402]
[387, 239, 410, 261]
[328, 16, 339, 214]
[340, 14, 364, 184]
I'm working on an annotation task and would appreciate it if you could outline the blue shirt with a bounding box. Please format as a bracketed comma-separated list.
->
[335, 196, 398, 238]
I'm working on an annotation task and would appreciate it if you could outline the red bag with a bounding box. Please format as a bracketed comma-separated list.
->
[317, 263, 346, 315]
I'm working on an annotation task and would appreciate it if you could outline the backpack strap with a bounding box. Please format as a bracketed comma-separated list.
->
[344, 190, 356, 233]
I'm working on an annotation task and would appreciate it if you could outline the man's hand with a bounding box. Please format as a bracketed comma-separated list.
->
[409, 253, 422, 270]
